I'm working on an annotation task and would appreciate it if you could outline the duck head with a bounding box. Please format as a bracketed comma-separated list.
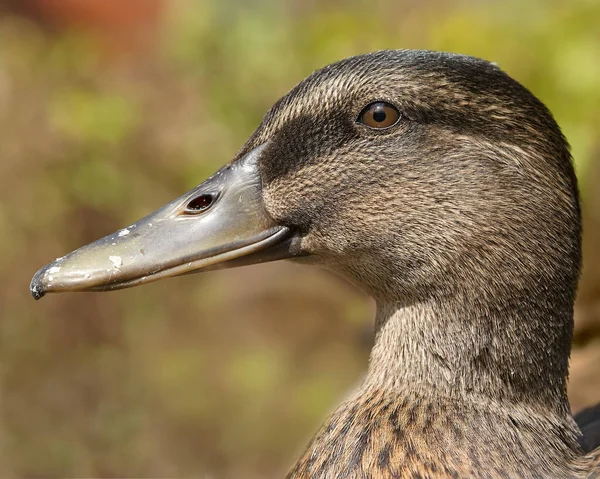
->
[31, 50, 580, 304]
[31, 50, 581, 409]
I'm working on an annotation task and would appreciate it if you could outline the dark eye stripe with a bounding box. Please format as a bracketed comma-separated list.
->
[357, 102, 401, 129]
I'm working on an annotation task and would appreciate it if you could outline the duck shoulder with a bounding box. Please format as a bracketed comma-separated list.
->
[287, 389, 600, 478]
[576, 403, 600, 453]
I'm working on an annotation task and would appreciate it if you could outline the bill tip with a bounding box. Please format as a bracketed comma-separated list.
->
[30, 267, 47, 300]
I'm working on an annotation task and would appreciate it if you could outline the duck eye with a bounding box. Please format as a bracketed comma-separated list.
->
[185, 194, 214, 213]
[358, 102, 401, 129]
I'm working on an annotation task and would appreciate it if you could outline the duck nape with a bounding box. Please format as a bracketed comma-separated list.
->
[30, 50, 600, 477]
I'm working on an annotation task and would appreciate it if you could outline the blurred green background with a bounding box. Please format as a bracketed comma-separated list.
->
[1, 0, 600, 477]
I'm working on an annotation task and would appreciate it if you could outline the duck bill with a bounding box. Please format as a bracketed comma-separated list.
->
[30, 145, 302, 300]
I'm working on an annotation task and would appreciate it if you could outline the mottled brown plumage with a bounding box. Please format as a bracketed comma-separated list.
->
[288, 390, 600, 478]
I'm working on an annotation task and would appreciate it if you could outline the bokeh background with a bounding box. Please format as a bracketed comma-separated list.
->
[1, 0, 600, 477]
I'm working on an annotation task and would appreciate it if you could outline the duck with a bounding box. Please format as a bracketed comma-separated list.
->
[30, 49, 600, 478]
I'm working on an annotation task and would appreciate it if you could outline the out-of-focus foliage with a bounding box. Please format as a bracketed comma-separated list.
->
[1, 0, 599, 477]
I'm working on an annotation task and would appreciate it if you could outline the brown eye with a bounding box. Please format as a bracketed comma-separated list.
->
[358, 102, 401, 129]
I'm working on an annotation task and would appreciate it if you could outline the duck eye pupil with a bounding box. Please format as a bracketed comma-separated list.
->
[186, 194, 213, 212]
[373, 109, 386, 123]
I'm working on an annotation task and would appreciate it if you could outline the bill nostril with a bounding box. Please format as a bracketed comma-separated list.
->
[185, 194, 214, 213]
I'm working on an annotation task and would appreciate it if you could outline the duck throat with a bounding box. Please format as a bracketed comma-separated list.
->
[365, 293, 574, 416]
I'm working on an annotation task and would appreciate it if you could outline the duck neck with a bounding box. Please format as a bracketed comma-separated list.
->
[365, 292, 574, 417]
